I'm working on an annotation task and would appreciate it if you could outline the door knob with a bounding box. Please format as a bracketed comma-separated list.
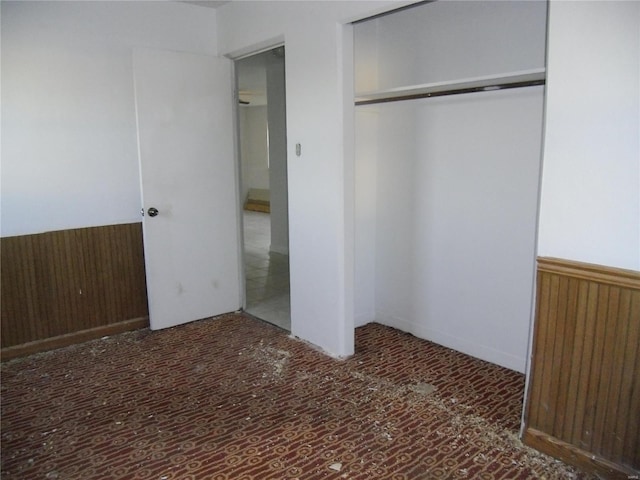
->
[148, 207, 159, 217]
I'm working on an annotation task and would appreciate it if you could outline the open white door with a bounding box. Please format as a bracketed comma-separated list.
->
[133, 48, 240, 330]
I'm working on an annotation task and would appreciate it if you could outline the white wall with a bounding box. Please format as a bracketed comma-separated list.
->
[371, 89, 544, 373]
[217, 0, 415, 357]
[1, 1, 217, 237]
[538, 0, 640, 271]
[11, 0, 633, 372]
[2, 0, 413, 358]
[239, 105, 270, 202]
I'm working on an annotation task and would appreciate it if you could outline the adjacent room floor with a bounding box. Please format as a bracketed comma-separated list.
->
[243, 211, 291, 331]
[1, 314, 592, 479]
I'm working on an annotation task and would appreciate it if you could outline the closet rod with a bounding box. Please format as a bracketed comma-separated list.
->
[355, 78, 545, 106]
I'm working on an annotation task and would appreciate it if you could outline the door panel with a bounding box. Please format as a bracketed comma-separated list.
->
[133, 48, 240, 330]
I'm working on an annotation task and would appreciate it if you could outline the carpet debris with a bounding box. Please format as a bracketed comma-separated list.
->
[1, 314, 594, 480]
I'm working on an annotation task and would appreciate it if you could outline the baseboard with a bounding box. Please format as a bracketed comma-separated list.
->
[523, 427, 639, 480]
[1, 317, 149, 362]
[354, 311, 375, 328]
[374, 310, 526, 373]
[417, 323, 526, 373]
[374, 311, 412, 334]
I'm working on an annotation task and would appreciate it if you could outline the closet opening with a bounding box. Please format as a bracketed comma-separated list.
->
[236, 46, 290, 331]
[353, 0, 547, 373]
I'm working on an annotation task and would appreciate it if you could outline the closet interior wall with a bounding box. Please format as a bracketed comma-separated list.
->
[354, 0, 548, 373]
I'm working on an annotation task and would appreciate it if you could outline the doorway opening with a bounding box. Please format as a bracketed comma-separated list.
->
[236, 46, 290, 331]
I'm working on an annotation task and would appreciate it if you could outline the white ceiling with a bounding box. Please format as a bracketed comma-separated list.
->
[180, 1, 230, 9]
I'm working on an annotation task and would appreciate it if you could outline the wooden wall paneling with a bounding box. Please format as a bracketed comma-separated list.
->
[524, 257, 640, 478]
[1, 223, 149, 358]
[623, 294, 640, 465]
[86, 224, 148, 326]
[83, 225, 114, 327]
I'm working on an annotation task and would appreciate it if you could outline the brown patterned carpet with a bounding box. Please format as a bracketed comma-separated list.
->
[1, 313, 591, 479]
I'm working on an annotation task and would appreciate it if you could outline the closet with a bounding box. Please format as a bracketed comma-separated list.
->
[353, 0, 548, 374]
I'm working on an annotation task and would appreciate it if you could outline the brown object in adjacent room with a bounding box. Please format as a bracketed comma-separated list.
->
[244, 188, 271, 213]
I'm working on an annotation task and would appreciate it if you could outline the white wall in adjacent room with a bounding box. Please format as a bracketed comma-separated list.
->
[239, 106, 270, 203]
[266, 52, 289, 256]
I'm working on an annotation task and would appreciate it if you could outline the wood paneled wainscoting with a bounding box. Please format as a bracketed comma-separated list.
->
[1, 223, 149, 361]
[524, 257, 640, 479]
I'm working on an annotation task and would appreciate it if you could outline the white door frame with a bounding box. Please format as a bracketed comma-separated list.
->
[229, 42, 288, 314]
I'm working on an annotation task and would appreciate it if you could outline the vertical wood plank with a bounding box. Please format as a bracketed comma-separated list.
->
[100, 226, 116, 325]
[603, 288, 630, 460]
[581, 284, 610, 451]
[547, 274, 570, 435]
[106, 225, 121, 322]
[591, 287, 620, 455]
[554, 276, 579, 439]
[571, 282, 599, 448]
[537, 273, 560, 433]
[131, 223, 149, 316]
[80, 226, 101, 328]
[622, 293, 640, 466]
[32, 232, 53, 340]
[527, 271, 552, 428]
[1, 238, 20, 345]
[562, 279, 589, 442]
